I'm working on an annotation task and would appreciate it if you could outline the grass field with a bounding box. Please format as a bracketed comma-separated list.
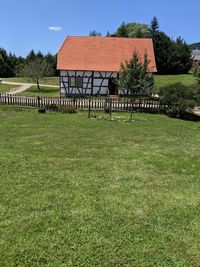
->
[0, 106, 200, 266]
[18, 85, 59, 97]
[154, 74, 196, 88]
[0, 83, 19, 93]
[2, 77, 59, 86]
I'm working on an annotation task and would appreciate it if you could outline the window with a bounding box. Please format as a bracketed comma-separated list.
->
[69, 77, 76, 87]
[69, 76, 83, 88]
[76, 77, 83, 88]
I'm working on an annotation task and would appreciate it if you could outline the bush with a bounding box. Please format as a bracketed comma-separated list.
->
[59, 105, 77, 114]
[45, 104, 59, 111]
[159, 83, 198, 117]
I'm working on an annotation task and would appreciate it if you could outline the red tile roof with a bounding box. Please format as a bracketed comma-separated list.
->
[57, 36, 157, 72]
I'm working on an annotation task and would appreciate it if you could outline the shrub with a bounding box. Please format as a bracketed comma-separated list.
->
[159, 83, 198, 117]
[45, 104, 59, 111]
[59, 105, 77, 114]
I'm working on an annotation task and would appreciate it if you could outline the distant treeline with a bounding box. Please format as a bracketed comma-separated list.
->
[90, 17, 193, 75]
[0, 49, 57, 78]
[189, 42, 200, 50]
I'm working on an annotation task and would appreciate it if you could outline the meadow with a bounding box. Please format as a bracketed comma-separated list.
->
[2, 77, 59, 86]
[0, 106, 200, 266]
[18, 85, 60, 97]
[0, 83, 19, 93]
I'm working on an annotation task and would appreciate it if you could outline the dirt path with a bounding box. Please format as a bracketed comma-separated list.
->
[2, 81, 59, 95]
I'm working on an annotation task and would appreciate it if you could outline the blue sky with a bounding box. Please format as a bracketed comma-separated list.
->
[0, 0, 199, 56]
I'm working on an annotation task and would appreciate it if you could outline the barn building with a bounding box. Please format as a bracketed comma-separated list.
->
[57, 36, 157, 97]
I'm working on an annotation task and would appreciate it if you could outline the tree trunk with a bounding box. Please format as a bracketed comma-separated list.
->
[36, 79, 41, 91]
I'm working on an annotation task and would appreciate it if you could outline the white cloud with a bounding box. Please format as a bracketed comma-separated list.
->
[48, 26, 62, 32]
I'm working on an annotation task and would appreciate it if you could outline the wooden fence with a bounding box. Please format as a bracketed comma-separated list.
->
[0, 94, 168, 113]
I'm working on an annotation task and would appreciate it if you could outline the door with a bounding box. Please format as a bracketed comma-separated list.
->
[108, 78, 118, 95]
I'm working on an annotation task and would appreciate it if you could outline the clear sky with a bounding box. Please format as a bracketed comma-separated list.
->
[0, 0, 199, 57]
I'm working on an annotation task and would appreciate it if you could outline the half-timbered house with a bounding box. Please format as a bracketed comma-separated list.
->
[57, 36, 157, 97]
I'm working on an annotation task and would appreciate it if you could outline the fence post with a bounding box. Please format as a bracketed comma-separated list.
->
[130, 98, 134, 120]
[37, 96, 41, 108]
[109, 98, 112, 116]
[88, 96, 91, 118]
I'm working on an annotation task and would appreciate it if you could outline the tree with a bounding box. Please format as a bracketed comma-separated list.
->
[114, 22, 129, 37]
[26, 50, 37, 62]
[159, 83, 198, 117]
[114, 22, 150, 38]
[89, 30, 102, 36]
[150, 17, 192, 74]
[116, 52, 154, 96]
[18, 58, 54, 90]
[152, 31, 175, 74]
[150, 16, 159, 36]
[171, 37, 192, 74]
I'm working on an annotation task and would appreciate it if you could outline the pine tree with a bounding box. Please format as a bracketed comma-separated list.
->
[150, 16, 159, 36]
[116, 52, 154, 96]
[89, 30, 102, 36]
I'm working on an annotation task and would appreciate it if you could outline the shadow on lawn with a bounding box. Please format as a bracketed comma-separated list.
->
[168, 112, 200, 122]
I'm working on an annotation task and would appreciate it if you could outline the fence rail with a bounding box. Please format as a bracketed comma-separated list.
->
[0, 94, 168, 113]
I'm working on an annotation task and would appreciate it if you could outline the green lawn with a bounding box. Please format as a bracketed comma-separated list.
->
[0, 106, 200, 266]
[2, 76, 59, 86]
[155, 74, 196, 88]
[0, 83, 19, 93]
[18, 85, 59, 97]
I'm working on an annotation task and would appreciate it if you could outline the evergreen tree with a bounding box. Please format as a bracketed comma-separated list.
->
[116, 52, 154, 96]
[150, 16, 159, 36]
[115, 22, 129, 37]
[26, 50, 37, 62]
[171, 37, 192, 74]
[89, 30, 102, 36]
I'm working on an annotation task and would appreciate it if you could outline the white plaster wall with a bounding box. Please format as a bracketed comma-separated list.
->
[60, 70, 118, 95]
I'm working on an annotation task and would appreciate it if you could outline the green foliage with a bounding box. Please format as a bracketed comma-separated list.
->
[0, 48, 23, 77]
[152, 31, 174, 74]
[171, 37, 193, 74]
[159, 83, 199, 116]
[89, 30, 102, 36]
[114, 22, 151, 38]
[117, 52, 154, 96]
[152, 30, 192, 74]
[150, 16, 159, 36]
[18, 58, 54, 90]
[193, 65, 200, 77]
[59, 105, 77, 113]
[0, 47, 57, 78]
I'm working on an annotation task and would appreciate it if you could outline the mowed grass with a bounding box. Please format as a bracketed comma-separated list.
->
[0, 83, 19, 93]
[0, 106, 200, 266]
[18, 85, 59, 97]
[2, 76, 59, 86]
[155, 74, 196, 88]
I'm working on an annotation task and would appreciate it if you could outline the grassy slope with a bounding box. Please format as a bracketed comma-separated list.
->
[154, 74, 196, 88]
[0, 83, 19, 93]
[0, 106, 200, 266]
[18, 85, 59, 97]
[2, 77, 59, 86]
